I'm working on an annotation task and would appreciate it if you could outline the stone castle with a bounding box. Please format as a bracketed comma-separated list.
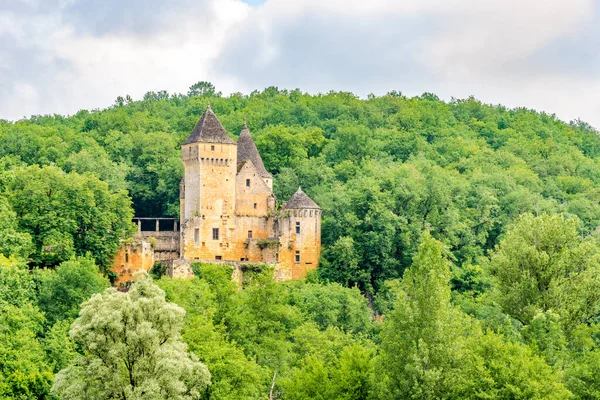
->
[112, 106, 321, 283]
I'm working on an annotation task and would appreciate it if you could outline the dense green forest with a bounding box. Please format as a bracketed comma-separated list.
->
[3, 82, 600, 398]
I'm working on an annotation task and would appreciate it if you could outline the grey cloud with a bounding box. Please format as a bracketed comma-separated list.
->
[0, 0, 64, 14]
[0, 0, 599, 128]
[60, 0, 215, 36]
[0, 32, 72, 91]
[523, 24, 600, 78]
[214, 12, 441, 96]
[0, 0, 217, 37]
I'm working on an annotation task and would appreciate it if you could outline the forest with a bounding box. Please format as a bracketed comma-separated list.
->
[2, 82, 600, 398]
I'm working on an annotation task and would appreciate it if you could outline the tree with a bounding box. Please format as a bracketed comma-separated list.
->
[473, 331, 571, 399]
[52, 276, 211, 400]
[0, 255, 35, 306]
[287, 281, 372, 335]
[223, 268, 303, 374]
[255, 126, 307, 174]
[0, 303, 53, 399]
[488, 213, 600, 331]
[319, 236, 369, 289]
[376, 232, 475, 398]
[566, 348, 600, 399]
[184, 315, 268, 400]
[156, 276, 270, 400]
[0, 256, 53, 399]
[35, 257, 110, 325]
[281, 324, 375, 400]
[0, 197, 32, 259]
[187, 81, 218, 97]
[4, 165, 135, 268]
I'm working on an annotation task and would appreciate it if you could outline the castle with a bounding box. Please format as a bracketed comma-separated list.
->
[112, 106, 321, 283]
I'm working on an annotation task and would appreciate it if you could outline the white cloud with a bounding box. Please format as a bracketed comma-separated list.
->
[211, 0, 600, 127]
[0, 0, 599, 128]
[0, 0, 249, 119]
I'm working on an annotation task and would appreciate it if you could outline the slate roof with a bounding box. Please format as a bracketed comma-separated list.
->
[236, 122, 272, 178]
[182, 105, 235, 145]
[283, 187, 320, 210]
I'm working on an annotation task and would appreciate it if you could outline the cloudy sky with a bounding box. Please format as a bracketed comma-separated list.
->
[1, 0, 599, 127]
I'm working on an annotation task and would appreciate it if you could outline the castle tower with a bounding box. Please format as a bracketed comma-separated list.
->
[180, 105, 237, 260]
[279, 187, 322, 279]
[237, 122, 273, 189]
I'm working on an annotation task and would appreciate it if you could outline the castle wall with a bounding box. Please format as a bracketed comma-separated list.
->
[112, 241, 154, 285]
[137, 231, 179, 261]
[235, 161, 276, 216]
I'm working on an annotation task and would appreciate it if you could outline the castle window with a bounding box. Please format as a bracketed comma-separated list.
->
[295, 251, 300, 263]
[212, 228, 219, 240]
[246, 178, 251, 187]
[296, 221, 301, 234]
[253, 203, 257, 209]
[125, 253, 129, 263]
[211, 145, 215, 151]
[248, 230, 253, 239]
[215, 255, 222, 260]
[194, 228, 200, 244]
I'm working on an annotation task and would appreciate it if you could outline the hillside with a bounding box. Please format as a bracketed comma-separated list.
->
[2, 84, 600, 398]
[1, 84, 600, 291]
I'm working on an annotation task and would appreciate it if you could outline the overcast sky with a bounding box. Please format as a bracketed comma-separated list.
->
[1, 0, 599, 128]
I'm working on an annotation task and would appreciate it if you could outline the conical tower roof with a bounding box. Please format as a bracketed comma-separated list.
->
[283, 187, 320, 210]
[183, 105, 235, 145]
[237, 122, 271, 178]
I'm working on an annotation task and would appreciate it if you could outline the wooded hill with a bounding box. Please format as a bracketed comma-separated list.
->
[2, 83, 600, 398]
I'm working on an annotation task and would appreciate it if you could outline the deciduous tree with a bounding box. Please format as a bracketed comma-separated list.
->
[52, 276, 211, 400]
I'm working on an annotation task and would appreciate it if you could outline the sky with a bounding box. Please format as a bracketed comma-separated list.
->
[1, 0, 599, 128]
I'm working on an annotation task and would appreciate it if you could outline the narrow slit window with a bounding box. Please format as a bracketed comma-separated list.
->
[194, 228, 200, 244]
[125, 253, 129, 263]
[248, 230, 253, 239]
[253, 203, 257, 209]
[246, 178, 251, 187]
[212, 228, 219, 240]
[211, 145, 215, 151]
[295, 251, 300, 263]
[296, 221, 301, 234]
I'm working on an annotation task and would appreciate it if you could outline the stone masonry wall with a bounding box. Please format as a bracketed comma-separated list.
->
[112, 241, 154, 285]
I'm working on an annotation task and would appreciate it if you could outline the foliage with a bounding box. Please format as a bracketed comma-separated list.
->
[286, 281, 373, 335]
[473, 330, 572, 399]
[0, 303, 53, 399]
[34, 256, 110, 325]
[0, 197, 32, 259]
[377, 232, 476, 398]
[1, 165, 135, 268]
[489, 213, 600, 331]
[376, 231, 572, 399]
[4, 85, 600, 397]
[52, 276, 211, 400]
[0, 257, 54, 399]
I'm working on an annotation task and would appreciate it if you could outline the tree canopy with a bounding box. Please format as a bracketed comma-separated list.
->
[52, 276, 211, 400]
[2, 84, 600, 399]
